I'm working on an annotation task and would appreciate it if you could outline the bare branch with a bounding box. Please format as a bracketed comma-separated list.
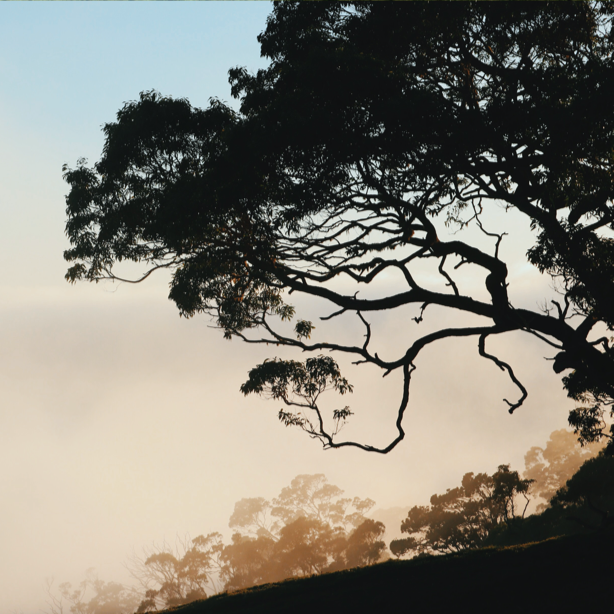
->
[438, 254, 460, 296]
[478, 334, 528, 414]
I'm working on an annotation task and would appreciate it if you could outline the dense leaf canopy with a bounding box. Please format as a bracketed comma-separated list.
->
[389, 464, 533, 556]
[211, 474, 384, 592]
[550, 454, 614, 530]
[524, 427, 605, 510]
[65, 2, 614, 452]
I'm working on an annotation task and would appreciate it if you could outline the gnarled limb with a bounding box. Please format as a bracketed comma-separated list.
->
[63, 4, 614, 452]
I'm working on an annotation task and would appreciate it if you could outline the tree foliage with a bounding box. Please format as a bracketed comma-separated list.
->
[64, 2, 614, 451]
[568, 404, 614, 455]
[222, 474, 385, 590]
[45, 571, 140, 614]
[240, 356, 354, 447]
[229, 474, 373, 537]
[127, 533, 224, 612]
[524, 428, 604, 511]
[122, 474, 386, 606]
[550, 453, 614, 531]
[486, 451, 614, 547]
[390, 465, 533, 557]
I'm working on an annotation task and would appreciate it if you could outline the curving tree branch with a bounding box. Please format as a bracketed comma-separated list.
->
[63, 3, 614, 453]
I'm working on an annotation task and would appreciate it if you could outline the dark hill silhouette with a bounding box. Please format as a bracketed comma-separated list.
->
[157, 531, 613, 613]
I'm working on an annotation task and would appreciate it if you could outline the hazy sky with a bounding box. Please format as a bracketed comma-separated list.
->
[0, 3, 577, 613]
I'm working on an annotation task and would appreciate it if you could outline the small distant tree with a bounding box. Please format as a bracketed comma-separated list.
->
[271, 474, 374, 533]
[228, 497, 278, 540]
[343, 518, 388, 569]
[229, 474, 375, 538]
[45, 570, 141, 614]
[487, 452, 614, 547]
[128, 533, 224, 612]
[222, 474, 386, 590]
[220, 533, 279, 591]
[524, 428, 604, 511]
[390, 465, 533, 558]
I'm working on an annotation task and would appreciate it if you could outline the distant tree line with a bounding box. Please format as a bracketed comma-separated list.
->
[46, 429, 612, 614]
[390, 429, 609, 558]
[46, 475, 386, 614]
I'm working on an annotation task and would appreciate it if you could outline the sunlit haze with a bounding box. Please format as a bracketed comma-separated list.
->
[0, 3, 578, 613]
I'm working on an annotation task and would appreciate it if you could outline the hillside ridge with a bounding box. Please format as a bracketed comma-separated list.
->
[159, 531, 613, 613]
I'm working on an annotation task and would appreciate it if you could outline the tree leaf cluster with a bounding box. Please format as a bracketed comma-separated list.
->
[390, 465, 533, 557]
[240, 356, 354, 446]
[488, 452, 614, 547]
[523, 427, 605, 511]
[221, 474, 384, 591]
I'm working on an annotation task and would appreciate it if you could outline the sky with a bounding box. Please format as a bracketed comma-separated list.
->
[0, 3, 578, 613]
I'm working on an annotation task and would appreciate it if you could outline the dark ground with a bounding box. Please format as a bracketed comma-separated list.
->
[159, 531, 613, 613]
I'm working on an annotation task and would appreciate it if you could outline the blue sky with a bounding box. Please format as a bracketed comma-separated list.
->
[0, 3, 575, 613]
[1, 1, 270, 289]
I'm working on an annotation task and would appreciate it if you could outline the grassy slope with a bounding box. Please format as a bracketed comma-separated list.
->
[161, 532, 613, 613]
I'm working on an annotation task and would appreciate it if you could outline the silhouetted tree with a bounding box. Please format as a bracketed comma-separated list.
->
[524, 428, 604, 511]
[221, 518, 385, 591]
[64, 2, 614, 452]
[487, 452, 614, 547]
[550, 453, 614, 531]
[267, 516, 343, 577]
[120, 475, 385, 599]
[222, 474, 386, 589]
[390, 465, 532, 557]
[343, 518, 388, 569]
[568, 405, 614, 456]
[220, 533, 279, 591]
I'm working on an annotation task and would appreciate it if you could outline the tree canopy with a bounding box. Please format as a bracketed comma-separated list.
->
[121, 474, 385, 609]
[64, 2, 614, 452]
[389, 464, 533, 557]
[486, 449, 614, 547]
[524, 427, 604, 511]
[550, 453, 614, 531]
[222, 474, 385, 590]
[45, 571, 141, 614]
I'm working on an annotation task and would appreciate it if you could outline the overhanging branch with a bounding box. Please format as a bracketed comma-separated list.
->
[478, 333, 528, 414]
